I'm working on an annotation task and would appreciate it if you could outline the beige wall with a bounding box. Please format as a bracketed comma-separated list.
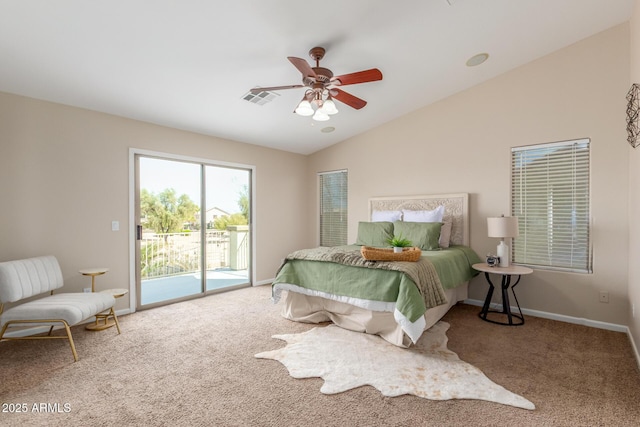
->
[309, 24, 631, 326]
[628, 1, 640, 353]
[0, 92, 312, 311]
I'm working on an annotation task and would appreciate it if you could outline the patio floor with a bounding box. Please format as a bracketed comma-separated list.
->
[141, 268, 249, 305]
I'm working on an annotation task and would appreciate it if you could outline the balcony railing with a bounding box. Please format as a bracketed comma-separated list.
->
[140, 227, 248, 280]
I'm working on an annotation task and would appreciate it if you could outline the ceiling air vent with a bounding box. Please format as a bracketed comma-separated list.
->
[242, 90, 279, 106]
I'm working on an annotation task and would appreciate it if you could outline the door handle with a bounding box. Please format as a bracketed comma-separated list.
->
[136, 225, 142, 240]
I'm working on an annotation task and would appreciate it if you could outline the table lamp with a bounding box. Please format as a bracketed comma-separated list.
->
[487, 215, 519, 267]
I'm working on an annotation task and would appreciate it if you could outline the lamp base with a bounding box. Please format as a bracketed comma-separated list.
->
[497, 240, 509, 267]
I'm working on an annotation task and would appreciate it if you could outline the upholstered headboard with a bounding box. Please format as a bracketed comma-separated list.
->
[368, 193, 469, 246]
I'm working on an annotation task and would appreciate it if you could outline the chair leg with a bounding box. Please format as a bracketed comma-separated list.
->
[62, 322, 79, 362]
[1, 320, 81, 362]
[47, 326, 55, 336]
[0, 322, 8, 340]
[110, 308, 121, 334]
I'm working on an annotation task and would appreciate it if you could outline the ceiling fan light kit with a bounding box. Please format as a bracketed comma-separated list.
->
[297, 91, 339, 121]
[250, 46, 383, 122]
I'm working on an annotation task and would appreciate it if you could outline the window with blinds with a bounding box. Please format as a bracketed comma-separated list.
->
[511, 139, 591, 273]
[319, 170, 348, 247]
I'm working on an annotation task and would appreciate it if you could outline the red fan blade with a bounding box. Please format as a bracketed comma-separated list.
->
[288, 57, 317, 78]
[332, 88, 367, 110]
[332, 68, 383, 86]
[250, 85, 304, 94]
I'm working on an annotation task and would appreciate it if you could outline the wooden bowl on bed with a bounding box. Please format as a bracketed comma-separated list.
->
[360, 246, 422, 262]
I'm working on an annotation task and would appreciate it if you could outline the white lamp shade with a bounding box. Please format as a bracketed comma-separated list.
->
[321, 99, 339, 115]
[312, 109, 330, 121]
[487, 216, 519, 238]
[295, 100, 314, 116]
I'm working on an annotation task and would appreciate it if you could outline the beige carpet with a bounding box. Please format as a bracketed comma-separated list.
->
[256, 322, 535, 410]
[1, 285, 639, 426]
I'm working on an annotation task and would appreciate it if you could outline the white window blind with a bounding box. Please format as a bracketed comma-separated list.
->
[319, 170, 348, 247]
[511, 139, 591, 273]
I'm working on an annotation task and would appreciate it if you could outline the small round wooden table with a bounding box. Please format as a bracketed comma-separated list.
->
[79, 267, 109, 293]
[90, 288, 128, 331]
[80, 268, 127, 331]
[472, 263, 533, 326]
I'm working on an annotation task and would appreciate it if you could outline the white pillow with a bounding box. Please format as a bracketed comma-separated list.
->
[371, 210, 402, 222]
[402, 205, 445, 223]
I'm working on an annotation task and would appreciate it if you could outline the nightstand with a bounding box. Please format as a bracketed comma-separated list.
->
[472, 263, 533, 326]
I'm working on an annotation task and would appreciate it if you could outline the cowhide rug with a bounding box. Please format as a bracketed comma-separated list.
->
[255, 322, 535, 410]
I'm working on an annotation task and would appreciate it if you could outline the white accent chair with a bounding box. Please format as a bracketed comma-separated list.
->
[0, 255, 120, 362]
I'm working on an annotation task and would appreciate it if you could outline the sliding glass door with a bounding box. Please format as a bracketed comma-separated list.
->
[202, 165, 251, 292]
[135, 154, 251, 309]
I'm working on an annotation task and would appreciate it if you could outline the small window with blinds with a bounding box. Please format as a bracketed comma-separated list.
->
[511, 139, 591, 273]
[319, 170, 348, 247]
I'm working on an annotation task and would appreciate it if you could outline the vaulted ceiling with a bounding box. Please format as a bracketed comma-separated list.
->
[0, 0, 634, 154]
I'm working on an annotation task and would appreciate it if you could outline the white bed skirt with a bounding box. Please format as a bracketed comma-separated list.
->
[280, 284, 468, 347]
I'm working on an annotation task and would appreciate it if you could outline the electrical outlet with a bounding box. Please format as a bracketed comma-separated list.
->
[599, 291, 609, 303]
[83, 287, 91, 293]
[111, 220, 120, 231]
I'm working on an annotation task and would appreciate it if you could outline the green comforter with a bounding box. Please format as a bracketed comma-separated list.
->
[273, 245, 481, 323]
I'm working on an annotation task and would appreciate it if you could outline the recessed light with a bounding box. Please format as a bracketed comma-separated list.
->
[466, 53, 489, 67]
[321, 127, 335, 133]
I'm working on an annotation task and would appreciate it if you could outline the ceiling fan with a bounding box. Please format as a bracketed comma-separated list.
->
[249, 47, 383, 121]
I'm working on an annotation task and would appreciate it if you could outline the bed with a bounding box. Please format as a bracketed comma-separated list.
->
[272, 193, 481, 347]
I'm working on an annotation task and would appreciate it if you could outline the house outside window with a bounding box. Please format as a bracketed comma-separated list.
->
[319, 170, 348, 247]
[511, 138, 591, 273]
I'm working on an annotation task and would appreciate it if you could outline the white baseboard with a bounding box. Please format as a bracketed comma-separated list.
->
[2, 307, 133, 338]
[254, 278, 274, 286]
[465, 298, 640, 369]
[464, 298, 627, 332]
[626, 326, 640, 370]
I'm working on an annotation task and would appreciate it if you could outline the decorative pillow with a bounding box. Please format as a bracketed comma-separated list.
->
[393, 221, 442, 251]
[355, 222, 394, 247]
[439, 220, 453, 248]
[371, 210, 402, 222]
[402, 205, 445, 223]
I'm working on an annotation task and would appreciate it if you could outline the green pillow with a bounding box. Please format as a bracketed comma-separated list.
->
[393, 221, 443, 251]
[355, 222, 394, 247]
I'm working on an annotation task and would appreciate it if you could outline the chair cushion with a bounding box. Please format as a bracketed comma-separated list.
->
[0, 292, 115, 327]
